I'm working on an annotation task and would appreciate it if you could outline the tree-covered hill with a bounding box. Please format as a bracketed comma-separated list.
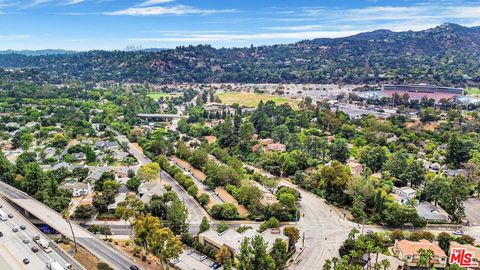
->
[1, 23, 479, 86]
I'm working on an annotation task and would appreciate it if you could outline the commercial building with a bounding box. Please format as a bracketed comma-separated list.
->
[198, 227, 288, 255]
[382, 84, 464, 102]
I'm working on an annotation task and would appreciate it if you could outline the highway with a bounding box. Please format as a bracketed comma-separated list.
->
[0, 182, 142, 270]
[0, 197, 82, 270]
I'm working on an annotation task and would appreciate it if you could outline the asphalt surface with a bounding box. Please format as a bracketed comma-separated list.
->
[112, 128, 209, 228]
[0, 197, 79, 270]
[244, 164, 354, 270]
[0, 182, 142, 270]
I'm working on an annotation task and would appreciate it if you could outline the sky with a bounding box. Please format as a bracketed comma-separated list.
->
[0, 0, 480, 50]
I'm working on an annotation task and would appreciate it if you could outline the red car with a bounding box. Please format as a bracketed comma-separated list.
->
[31, 246, 39, 253]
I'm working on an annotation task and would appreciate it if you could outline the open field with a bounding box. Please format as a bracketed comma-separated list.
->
[218, 92, 300, 108]
[147, 92, 180, 100]
[466, 87, 480, 95]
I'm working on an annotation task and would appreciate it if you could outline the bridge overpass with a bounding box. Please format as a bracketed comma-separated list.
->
[137, 113, 182, 120]
[0, 182, 142, 270]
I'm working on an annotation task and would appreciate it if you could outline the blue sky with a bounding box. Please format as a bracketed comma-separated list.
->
[0, 0, 480, 50]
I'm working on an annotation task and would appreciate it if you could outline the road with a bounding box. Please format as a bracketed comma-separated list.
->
[0, 197, 82, 270]
[245, 164, 355, 270]
[112, 128, 209, 227]
[0, 182, 142, 270]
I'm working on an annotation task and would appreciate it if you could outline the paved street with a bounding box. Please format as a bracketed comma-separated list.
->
[0, 182, 141, 270]
[245, 164, 355, 269]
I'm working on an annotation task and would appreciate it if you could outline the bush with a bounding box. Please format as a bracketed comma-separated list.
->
[198, 193, 210, 206]
[97, 263, 114, 270]
[211, 204, 238, 220]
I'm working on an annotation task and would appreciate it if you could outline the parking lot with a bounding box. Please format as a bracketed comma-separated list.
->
[174, 249, 222, 270]
[464, 198, 480, 226]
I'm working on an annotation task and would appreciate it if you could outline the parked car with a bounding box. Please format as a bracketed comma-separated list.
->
[129, 266, 139, 270]
[172, 258, 180, 264]
[187, 249, 194, 255]
[453, 230, 464, 235]
[210, 262, 221, 269]
[199, 255, 207, 261]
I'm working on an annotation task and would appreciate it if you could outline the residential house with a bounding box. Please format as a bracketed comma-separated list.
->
[199, 227, 288, 255]
[416, 202, 450, 223]
[393, 239, 447, 268]
[138, 182, 167, 204]
[72, 152, 86, 161]
[393, 187, 417, 205]
[107, 192, 127, 211]
[60, 180, 93, 197]
[362, 253, 404, 270]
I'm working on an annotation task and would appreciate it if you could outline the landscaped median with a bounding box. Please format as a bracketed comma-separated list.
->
[158, 155, 247, 220]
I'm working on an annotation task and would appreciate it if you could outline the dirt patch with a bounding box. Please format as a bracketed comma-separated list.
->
[131, 143, 144, 155]
[58, 242, 103, 270]
[112, 240, 164, 270]
[405, 120, 440, 131]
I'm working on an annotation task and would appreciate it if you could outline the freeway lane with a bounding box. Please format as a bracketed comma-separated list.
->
[0, 182, 142, 270]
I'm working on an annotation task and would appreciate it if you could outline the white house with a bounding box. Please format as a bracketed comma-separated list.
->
[60, 180, 93, 197]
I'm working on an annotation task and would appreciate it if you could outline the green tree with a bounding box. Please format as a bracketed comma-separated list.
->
[329, 138, 350, 163]
[446, 134, 472, 168]
[137, 162, 160, 181]
[74, 205, 97, 219]
[126, 176, 141, 191]
[271, 239, 288, 270]
[166, 198, 188, 235]
[199, 216, 210, 233]
[417, 248, 434, 268]
[216, 221, 229, 233]
[283, 226, 300, 250]
[259, 217, 280, 232]
[359, 145, 387, 173]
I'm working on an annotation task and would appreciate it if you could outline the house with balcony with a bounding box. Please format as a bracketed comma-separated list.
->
[393, 239, 447, 269]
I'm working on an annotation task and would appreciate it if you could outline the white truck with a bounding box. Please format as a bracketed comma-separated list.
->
[46, 260, 65, 270]
[0, 209, 7, 221]
[33, 235, 53, 253]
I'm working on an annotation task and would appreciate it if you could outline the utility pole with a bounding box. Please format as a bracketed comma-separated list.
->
[66, 216, 78, 252]
[302, 232, 305, 248]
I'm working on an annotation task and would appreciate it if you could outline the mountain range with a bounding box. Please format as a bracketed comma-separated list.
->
[0, 23, 479, 86]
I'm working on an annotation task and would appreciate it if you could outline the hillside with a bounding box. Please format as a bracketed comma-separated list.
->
[1, 23, 479, 85]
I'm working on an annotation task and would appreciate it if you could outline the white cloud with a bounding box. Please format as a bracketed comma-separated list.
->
[0, 34, 30, 41]
[104, 5, 235, 16]
[138, 0, 174, 7]
[64, 0, 84, 5]
[127, 30, 362, 43]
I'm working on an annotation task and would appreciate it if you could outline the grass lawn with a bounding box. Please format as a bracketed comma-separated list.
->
[147, 92, 180, 100]
[466, 87, 480, 95]
[218, 92, 300, 108]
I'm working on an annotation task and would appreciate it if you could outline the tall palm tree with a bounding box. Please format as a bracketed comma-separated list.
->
[418, 248, 435, 269]
[381, 258, 391, 270]
[332, 257, 339, 269]
[323, 259, 332, 270]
